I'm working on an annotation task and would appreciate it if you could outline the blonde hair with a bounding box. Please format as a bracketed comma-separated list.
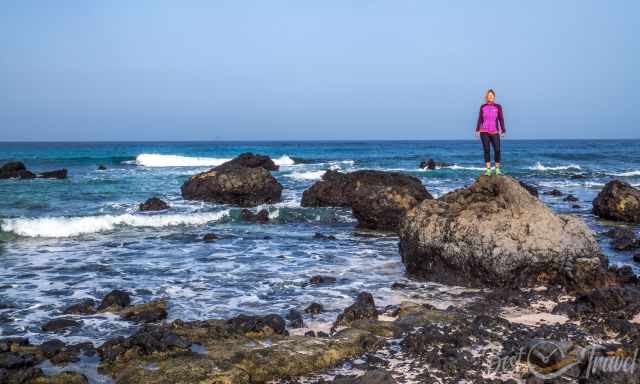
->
[485, 89, 496, 102]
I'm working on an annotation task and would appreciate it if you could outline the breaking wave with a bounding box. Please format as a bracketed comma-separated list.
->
[1, 211, 230, 238]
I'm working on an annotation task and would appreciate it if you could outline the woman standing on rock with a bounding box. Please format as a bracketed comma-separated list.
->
[475, 89, 506, 175]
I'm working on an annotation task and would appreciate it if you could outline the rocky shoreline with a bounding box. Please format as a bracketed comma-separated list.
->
[2, 154, 640, 383]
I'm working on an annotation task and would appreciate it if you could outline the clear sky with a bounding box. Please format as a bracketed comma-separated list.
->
[1, 1, 638, 141]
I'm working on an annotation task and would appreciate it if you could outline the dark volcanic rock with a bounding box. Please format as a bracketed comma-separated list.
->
[202, 233, 218, 241]
[301, 170, 432, 231]
[216, 152, 278, 171]
[119, 300, 168, 323]
[313, 232, 337, 240]
[240, 208, 269, 223]
[286, 309, 304, 328]
[305, 303, 323, 315]
[226, 314, 287, 336]
[609, 228, 639, 251]
[553, 286, 640, 320]
[97, 326, 191, 363]
[38, 169, 68, 179]
[333, 292, 378, 331]
[139, 197, 169, 212]
[309, 275, 337, 285]
[0, 162, 35, 179]
[181, 155, 283, 207]
[63, 299, 97, 315]
[419, 159, 447, 170]
[97, 290, 131, 311]
[399, 175, 607, 290]
[593, 180, 640, 223]
[543, 188, 564, 196]
[634, 253, 640, 263]
[42, 318, 81, 333]
[98, 165, 108, 170]
[331, 369, 397, 384]
[564, 194, 578, 202]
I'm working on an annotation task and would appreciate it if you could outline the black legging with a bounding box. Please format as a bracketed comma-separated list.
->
[480, 133, 501, 163]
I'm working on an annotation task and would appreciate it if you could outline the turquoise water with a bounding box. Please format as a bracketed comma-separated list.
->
[1, 140, 639, 347]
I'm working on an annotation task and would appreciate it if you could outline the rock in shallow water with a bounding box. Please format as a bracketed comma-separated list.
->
[333, 292, 378, 331]
[138, 197, 169, 212]
[593, 179, 640, 223]
[181, 154, 282, 207]
[301, 170, 432, 231]
[399, 175, 607, 290]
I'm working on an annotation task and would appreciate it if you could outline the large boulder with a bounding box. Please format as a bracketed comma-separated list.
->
[399, 175, 606, 290]
[139, 197, 169, 212]
[0, 162, 35, 179]
[217, 152, 278, 171]
[593, 180, 640, 223]
[181, 154, 283, 207]
[0, 161, 67, 180]
[301, 170, 432, 231]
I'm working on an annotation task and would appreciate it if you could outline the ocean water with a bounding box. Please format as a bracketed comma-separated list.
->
[1, 140, 639, 349]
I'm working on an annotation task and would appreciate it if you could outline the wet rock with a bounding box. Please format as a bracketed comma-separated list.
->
[39, 339, 66, 358]
[216, 152, 278, 171]
[304, 330, 316, 337]
[97, 326, 191, 364]
[305, 303, 323, 315]
[419, 159, 447, 170]
[543, 188, 564, 196]
[286, 309, 304, 329]
[0, 161, 35, 179]
[0, 338, 29, 353]
[98, 318, 381, 384]
[97, 165, 107, 170]
[553, 286, 640, 320]
[333, 292, 378, 331]
[331, 369, 397, 384]
[593, 180, 640, 223]
[240, 208, 269, 223]
[399, 175, 607, 290]
[37, 169, 67, 179]
[634, 253, 640, 263]
[518, 180, 539, 197]
[309, 275, 337, 285]
[572, 204, 581, 209]
[302, 170, 432, 231]
[97, 289, 131, 311]
[181, 155, 283, 207]
[63, 299, 97, 315]
[314, 232, 337, 240]
[139, 197, 169, 212]
[564, 194, 578, 202]
[317, 331, 329, 337]
[202, 233, 218, 241]
[611, 229, 639, 251]
[119, 300, 167, 323]
[226, 314, 287, 336]
[41, 318, 81, 333]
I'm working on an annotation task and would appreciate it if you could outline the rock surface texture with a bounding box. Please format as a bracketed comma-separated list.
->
[399, 175, 606, 290]
[301, 170, 432, 231]
[181, 154, 282, 207]
[593, 179, 640, 223]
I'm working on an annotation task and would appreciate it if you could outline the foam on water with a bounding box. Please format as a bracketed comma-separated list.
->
[606, 170, 640, 177]
[132, 153, 296, 167]
[528, 162, 582, 171]
[0, 210, 230, 237]
[285, 170, 326, 181]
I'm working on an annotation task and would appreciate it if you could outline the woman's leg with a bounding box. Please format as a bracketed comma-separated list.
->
[490, 134, 501, 173]
[480, 133, 492, 174]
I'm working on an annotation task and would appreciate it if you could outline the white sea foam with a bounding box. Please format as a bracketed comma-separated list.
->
[528, 162, 581, 171]
[132, 153, 296, 168]
[1, 211, 230, 238]
[444, 164, 486, 171]
[606, 170, 640, 177]
[285, 170, 326, 181]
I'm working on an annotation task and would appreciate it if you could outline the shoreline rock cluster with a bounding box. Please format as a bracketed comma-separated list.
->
[0, 161, 67, 180]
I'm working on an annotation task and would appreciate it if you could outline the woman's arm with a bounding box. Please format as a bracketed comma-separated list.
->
[497, 104, 506, 134]
[476, 105, 483, 132]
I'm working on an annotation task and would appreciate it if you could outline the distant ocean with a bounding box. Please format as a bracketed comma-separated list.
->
[1, 140, 639, 348]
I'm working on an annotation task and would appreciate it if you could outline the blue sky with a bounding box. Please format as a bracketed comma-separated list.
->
[0, 1, 638, 141]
